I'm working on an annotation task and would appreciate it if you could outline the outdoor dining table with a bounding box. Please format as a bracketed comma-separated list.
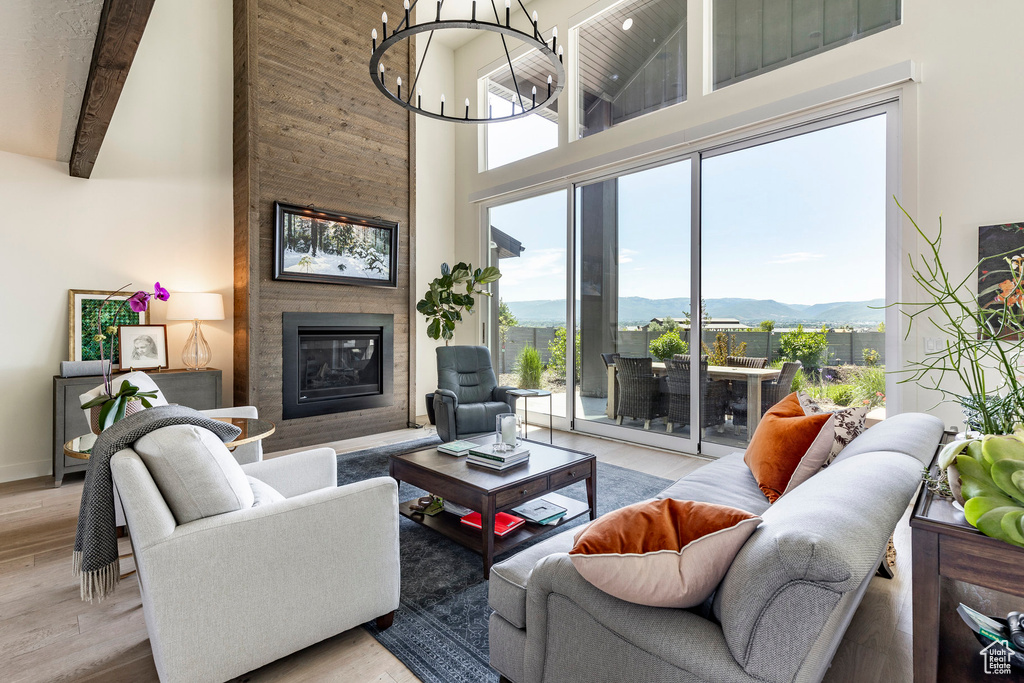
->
[605, 362, 781, 434]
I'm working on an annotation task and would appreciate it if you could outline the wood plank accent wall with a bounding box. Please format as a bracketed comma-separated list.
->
[233, 0, 416, 451]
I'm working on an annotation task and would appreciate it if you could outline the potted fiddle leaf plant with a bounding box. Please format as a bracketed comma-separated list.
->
[898, 200, 1024, 544]
[417, 263, 500, 344]
[79, 282, 170, 432]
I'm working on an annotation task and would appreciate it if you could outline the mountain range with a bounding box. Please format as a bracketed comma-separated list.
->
[505, 296, 886, 327]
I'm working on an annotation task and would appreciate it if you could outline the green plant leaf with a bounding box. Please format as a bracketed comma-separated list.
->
[1002, 509, 1024, 546]
[141, 398, 153, 409]
[427, 319, 441, 340]
[937, 439, 972, 470]
[983, 434, 1024, 464]
[440, 262, 450, 276]
[98, 399, 117, 429]
[114, 396, 128, 423]
[991, 459, 1024, 504]
[81, 395, 111, 409]
[477, 266, 501, 284]
[975, 505, 1024, 547]
[964, 495, 1018, 527]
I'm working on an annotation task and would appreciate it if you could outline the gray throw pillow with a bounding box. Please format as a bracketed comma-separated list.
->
[248, 476, 286, 506]
[134, 424, 255, 525]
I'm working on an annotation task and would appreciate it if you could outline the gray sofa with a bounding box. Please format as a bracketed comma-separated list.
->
[488, 412, 943, 683]
[433, 345, 518, 442]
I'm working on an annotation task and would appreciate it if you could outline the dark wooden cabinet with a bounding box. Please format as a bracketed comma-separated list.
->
[52, 369, 222, 486]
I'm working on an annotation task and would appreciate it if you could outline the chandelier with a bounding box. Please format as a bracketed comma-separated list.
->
[369, 0, 565, 124]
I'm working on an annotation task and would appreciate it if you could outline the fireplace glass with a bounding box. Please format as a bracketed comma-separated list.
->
[298, 331, 382, 404]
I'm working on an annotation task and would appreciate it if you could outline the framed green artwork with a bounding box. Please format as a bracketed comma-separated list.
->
[68, 290, 150, 368]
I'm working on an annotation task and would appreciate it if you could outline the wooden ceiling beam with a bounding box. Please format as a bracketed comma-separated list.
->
[69, 0, 156, 179]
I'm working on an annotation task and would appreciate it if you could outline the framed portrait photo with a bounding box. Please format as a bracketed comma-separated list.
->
[117, 325, 168, 371]
[273, 202, 399, 287]
[69, 290, 150, 367]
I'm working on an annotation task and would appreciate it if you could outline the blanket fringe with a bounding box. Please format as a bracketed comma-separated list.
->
[77, 557, 120, 603]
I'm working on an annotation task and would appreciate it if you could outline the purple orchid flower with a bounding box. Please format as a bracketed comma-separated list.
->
[128, 291, 151, 312]
[154, 282, 170, 302]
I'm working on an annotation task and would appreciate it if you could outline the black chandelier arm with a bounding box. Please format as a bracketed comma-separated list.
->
[405, 0, 444, 104]
[369, 18, 565, 124]
[489, 0, 525, 112]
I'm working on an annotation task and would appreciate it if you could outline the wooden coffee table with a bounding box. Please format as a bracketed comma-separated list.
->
[389, 436, 597, 578]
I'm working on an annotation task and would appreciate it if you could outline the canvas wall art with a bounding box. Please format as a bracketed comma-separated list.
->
[273, 202, 399, 287]
[69, 290, 150, 366]
[978, 222, 1024, 337]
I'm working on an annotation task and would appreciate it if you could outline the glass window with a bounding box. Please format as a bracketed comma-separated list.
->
[712, 0, 901, 90]
[574, 0, 687, 139]
[484, 50, 559, 170]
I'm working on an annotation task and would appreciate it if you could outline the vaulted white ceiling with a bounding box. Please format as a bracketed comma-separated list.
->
[0, 0, 102, 162]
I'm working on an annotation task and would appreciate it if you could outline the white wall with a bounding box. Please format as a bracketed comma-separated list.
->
[448, 0, 1024, 430]
[414, 39, 458, 417]
[0, 0, 233, 482]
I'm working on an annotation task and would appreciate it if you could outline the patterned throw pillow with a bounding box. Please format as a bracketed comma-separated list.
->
[568, 499, 761, 608]
[797, 392, 869, 466]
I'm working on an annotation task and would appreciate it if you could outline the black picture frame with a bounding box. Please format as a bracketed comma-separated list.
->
[273, 202, 399, 288]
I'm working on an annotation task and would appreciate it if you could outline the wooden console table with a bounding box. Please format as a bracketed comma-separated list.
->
[53, 368, 222, 486]
[910, 459, 1024, 681]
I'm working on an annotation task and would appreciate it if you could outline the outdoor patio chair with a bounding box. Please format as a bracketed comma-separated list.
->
[614, 356, 663, 430]
[665, 358, 728, 433]
[726, 355, 769, 404]
[731, 360, 803, 427]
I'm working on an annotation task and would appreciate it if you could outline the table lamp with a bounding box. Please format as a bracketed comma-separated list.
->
[166, 293, 225, 370]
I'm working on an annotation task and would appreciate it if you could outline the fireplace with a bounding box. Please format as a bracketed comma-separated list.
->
[282, 313, 394, 419]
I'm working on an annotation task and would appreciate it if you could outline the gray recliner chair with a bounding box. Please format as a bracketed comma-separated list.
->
[433, 346, 518, 442]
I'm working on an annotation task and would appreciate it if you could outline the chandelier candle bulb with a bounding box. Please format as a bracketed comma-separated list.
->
[465, 98, 470, 119]
[472, 0, 476, 21]
[382, 11, 387, 36]
[371, 28, 377, 52]
[558, 45, 564, 62]
[532, 10, 538, 37]
[404, 0, 410, 26]
[531, 86, 536, 108]
[436, 0, 441, 21]
[440, 93, 445, 116]
[547, 74, 553, 97]
[505, 0, 510, 26]
[417, 88, 422, 108]
[396, 76, 402, 99]
[551, 26, 557, 53]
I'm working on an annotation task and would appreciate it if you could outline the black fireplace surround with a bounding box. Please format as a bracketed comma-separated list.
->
[282, 313, 394, 420]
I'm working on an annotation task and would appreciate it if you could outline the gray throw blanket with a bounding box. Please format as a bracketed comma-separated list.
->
[73, 405, 241, 603]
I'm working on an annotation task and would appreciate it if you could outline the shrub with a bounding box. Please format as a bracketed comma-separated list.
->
[515, 346, 543, 389]
[649, 330, 688, 361]
[826, 384, 856, 407]
[851, 366, 886, 408]
[789, 367, 808, 393]
[862, 348, 880, 367]
[758, 320, 776, 333]
[647, 316, 680, 339]
[702, 332, 746, 366]
[777, 325, 829, 371]
[547, 326, 581, 383]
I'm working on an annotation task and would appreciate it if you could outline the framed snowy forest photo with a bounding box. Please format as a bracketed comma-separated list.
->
[273, 202, 398, 287]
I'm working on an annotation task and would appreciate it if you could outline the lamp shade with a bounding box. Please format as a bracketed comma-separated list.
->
[165, 293, 225, 321]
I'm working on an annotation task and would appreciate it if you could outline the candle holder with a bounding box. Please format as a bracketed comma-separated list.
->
[494, 413, 521, 452]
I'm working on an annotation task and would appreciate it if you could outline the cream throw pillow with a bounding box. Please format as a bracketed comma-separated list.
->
[797, 392, 869, 466]
[134, 424, 254, 525]
[568, 499, 761, 608]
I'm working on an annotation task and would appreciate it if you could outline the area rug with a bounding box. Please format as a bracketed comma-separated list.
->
[337, 441, 672, 683]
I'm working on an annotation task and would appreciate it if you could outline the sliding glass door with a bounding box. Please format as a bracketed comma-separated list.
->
[573, 159, 699, 451]
[487, 190, 571, 435]
[484, 104, 896, 457]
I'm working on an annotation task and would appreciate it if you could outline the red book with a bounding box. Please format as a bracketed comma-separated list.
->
[460, 511, 526, 537]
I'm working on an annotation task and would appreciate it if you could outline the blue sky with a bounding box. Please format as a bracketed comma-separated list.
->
[489, 114, 887, 306]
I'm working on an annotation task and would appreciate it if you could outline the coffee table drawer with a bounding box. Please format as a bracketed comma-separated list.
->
[549, 464, 590, 489]
[496, 477, 549, 508]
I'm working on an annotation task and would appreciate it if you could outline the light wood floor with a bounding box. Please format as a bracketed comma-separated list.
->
[0, 425, 913, 683]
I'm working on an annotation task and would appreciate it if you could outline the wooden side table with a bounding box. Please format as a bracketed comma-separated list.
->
[911, 458, 1024, 681]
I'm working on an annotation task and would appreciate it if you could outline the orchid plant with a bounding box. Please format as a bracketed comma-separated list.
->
[79, 283, 170, 430]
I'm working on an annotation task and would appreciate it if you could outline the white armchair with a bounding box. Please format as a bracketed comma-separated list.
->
[111, 445, 401, 683]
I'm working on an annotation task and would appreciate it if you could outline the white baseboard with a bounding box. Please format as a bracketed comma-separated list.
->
[0, 459, 51, 484]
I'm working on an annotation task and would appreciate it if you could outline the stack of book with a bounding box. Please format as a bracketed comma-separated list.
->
[467, 444, 530, 471]
[436, 439, 478, 456]
[512, 498, 568, 526]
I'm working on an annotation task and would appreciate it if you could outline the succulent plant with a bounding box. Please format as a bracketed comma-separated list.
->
[937, 428, 1024, 547]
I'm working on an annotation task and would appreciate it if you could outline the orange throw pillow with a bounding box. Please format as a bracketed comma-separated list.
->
[568, 499, 761, 608]
[744, 392, 834, 503]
